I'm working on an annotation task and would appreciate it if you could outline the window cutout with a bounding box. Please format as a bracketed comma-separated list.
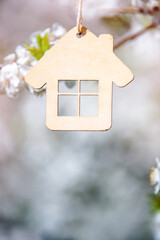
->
[80, 80, 99, 93]
[58, 80, 78, 93]
[80, 96, 98, 116]
[58, 95, 78, 116]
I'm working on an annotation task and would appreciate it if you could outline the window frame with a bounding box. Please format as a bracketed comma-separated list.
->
[57, 79, 99, 117]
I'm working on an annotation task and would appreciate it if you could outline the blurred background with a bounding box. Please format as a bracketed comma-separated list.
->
[0, 0, 160, 239]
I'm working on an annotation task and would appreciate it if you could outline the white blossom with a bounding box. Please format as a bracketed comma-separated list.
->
[15, 45, 33, 65]
[30, 29, 52, 47]
[30, 31, 41, 48]
[0, 63, 23, 98]
[150, 158, 160, 194]
[30, 24, 66, 45]
[0, 23, 66, 98]
[131, 0, 159, 8]
[30, 60, 38, 67]
[52, 23, 66, 38]
[4, 53, 16, 64]
[41, 27, 51, 37]
[19, 65, 31, 78]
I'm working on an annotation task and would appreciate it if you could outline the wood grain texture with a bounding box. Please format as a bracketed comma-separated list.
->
[25, 26, 134, 131]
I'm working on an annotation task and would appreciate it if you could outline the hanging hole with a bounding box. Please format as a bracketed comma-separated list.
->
[76, 32, 83, 38]
[76, 27, 87, 38]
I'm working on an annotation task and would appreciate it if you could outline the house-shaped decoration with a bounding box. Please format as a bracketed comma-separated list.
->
[25, 27, 134, 131]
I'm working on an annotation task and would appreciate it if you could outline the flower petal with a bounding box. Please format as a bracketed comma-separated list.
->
[156, 158, 160, 169]
[52, 23, 66, 38]
[41, 28, 51, 38]
[4, 54, 16, 64]
[1, 63, 19, 79]
[19, 65, 31, 77]
[154, 184, 160, 195]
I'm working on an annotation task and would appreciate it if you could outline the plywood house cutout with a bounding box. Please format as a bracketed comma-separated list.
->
[25, 27, 134, 131]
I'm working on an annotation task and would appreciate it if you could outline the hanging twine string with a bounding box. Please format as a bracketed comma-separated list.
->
[77, 0, 83, 35]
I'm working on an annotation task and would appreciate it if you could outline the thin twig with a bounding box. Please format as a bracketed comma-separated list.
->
[102, 7, 140, 15]
[114, 23, 156, 49]
[101, 6, 160, 15]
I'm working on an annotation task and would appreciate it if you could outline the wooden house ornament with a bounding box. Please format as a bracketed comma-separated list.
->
[25, 27, 134, 131]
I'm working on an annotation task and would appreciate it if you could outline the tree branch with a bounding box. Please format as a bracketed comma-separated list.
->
[114, 23, 156, 49]
[101, 6, 160, 15]
[102, 7, 140, 15]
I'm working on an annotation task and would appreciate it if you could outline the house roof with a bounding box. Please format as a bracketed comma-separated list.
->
[52, 26, 114, 52]
[25, 27, 134, 89]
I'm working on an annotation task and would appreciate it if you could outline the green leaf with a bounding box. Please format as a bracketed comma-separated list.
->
[25, 45, 44, 60]
[24, 33, 50, 60]
[41, 34, 50, 52]
[29, 48, 44, 60]
[23, 43, 30, 50]
[149, 193, 160, 214]
[36, 34, 43, 49]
